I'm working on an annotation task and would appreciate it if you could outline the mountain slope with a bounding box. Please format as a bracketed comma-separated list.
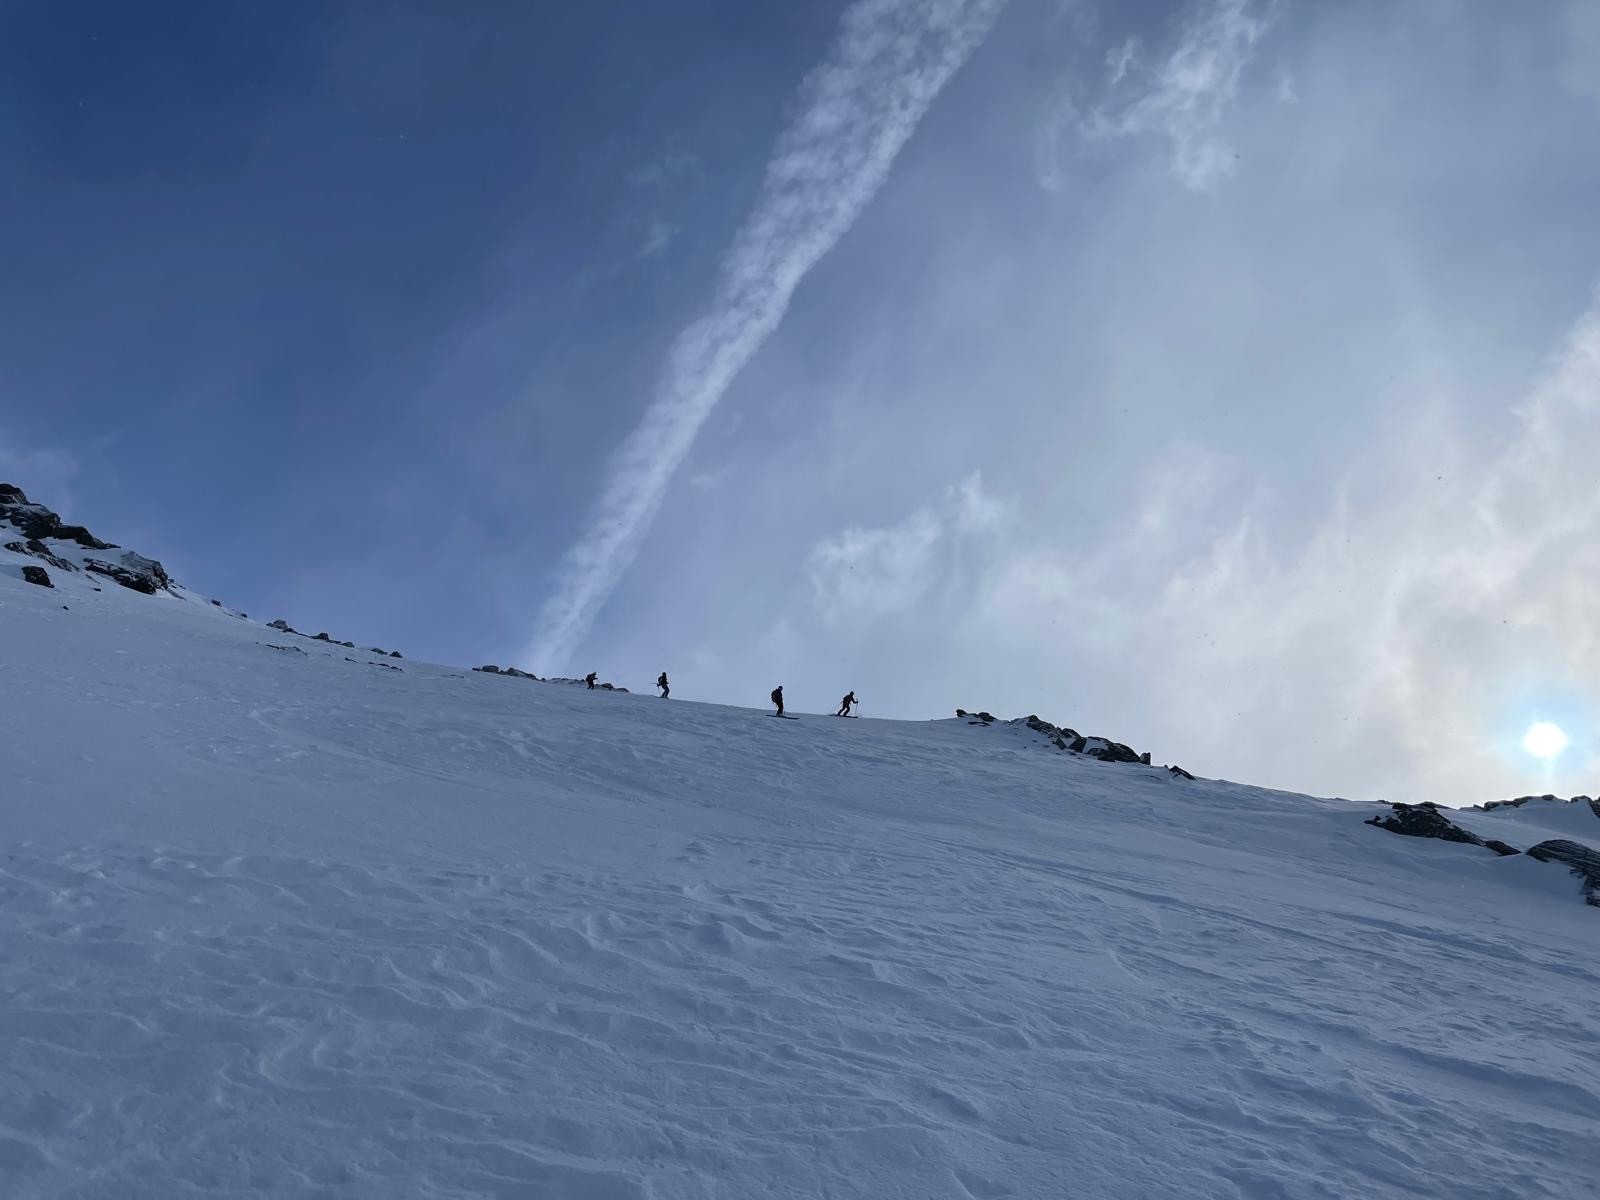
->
[2, 549, 1597, 1199]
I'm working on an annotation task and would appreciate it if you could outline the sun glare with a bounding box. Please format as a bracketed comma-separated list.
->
[1521, 722, 1569, 760]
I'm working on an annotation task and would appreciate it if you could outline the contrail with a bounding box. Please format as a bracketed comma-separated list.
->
[529, 0, 1009, 669]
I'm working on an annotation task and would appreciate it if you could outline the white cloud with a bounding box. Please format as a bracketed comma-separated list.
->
[1039, 0, 1272, 192]
[963, 292, 1600, 803]
[528, 0, 1010, 670]
[807, 472, 1009, 624]
[637, 220, 677, 261]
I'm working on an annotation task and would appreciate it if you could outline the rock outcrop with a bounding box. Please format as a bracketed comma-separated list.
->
[1526, 841, 1600, 906]
[952, 707, 1175, 774]
[83, 552, 172, 596]
[2, 484, 173, 596]
[21, 564, 52, 587]
[1472, 793, 1600, 822]
[1366, 802, 1520, 856]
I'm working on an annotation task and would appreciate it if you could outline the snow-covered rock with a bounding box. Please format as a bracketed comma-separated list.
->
[1, 483, 173, 596]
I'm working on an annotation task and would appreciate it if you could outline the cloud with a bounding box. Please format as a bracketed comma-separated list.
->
[637, 220, 676, 261]
[806, 472, 1009, 624]
[963, 291, 1600, 804]
[1038, 0, 1272, 192]
[528, 0, 1010, 669]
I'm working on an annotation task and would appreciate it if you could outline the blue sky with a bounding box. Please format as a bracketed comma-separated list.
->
[5, 0, 1600, 806]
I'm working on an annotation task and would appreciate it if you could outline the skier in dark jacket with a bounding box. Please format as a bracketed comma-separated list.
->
[657, 672, 670, 698]
[837, 691, 856, 717]
[771, 685, 784, 717]
[585, 672, 598, 690]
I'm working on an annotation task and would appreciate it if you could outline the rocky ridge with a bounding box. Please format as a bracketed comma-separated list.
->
[2, 483, 174, 595]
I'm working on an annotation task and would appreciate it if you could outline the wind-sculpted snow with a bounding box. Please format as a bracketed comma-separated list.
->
[2, 562, 1598, 1198]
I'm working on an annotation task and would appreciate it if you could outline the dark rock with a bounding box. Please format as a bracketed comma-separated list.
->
[54, 524, 113, 550]
[1483, 840, 1521, 857]
[0, 483, 25, 502]
[1168, 765, 1196, 781]
[389, 651, 402, 659]
[1526, 840, 1600, 906]
[1482, 793, 1559, 811]
[5, 538, 75, 571]
[476, 664, 502, 674]
[2, 502, 60, 540]
[955, 708, 967, 717]
[976, 711, 995, 723]
[1140, 751, 1152, 766]
[263, 643, 306, 654]
[314, 632, 332, 641]
[83, 552, 171, 596]
[211, 599, 222, 606]
[268, 619, 297, 634]
[1366, 802, 1494, 850]
[21, 564, 52, 587]
[339, 641, 354, 648]
[1082, 738, 1144, 764]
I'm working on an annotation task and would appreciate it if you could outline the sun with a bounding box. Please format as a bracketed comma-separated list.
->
[1521, 722, 1569, 760]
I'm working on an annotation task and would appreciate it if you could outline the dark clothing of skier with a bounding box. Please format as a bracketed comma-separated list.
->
[585, 672, 597, 690]
[771, 686, 784, 717]
[837, 691, 856, 717]
[657, 672, 670, 698]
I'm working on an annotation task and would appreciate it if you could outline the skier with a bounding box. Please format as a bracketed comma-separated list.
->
[771, 685, 785, 717]
[836, 691, 856, 717]
[585, 672, 598, 690]
[657, 671, 670, 699]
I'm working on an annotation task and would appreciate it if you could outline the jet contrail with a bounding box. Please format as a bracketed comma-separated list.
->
[529, 0, 1009, 669]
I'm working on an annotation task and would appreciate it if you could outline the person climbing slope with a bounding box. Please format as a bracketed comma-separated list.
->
[836, 691, 856, 717]
[657, 672, 670, 698]
[771, 685, 784, 717]
[585, 672, 598, 690]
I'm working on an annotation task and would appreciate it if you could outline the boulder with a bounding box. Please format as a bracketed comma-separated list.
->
[314, 632, 332, 641]
[389, 650, 403, 659]
[1526, 841, 1600, 906]
[268, 618, 296, 633]
[1168, 765, 1196, 781]
[21, 564, 52, 587]
[82, 552, 171, 596]
[476, 665, 502, 674]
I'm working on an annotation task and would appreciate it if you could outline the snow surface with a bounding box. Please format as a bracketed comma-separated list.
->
[2, 555, 1598, 1199]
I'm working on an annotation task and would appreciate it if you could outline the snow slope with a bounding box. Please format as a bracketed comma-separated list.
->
[2, 558, 1598, 1199]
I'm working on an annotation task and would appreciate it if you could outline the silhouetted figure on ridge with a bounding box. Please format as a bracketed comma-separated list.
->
[837, 691, 856, 717]
[657, 672, 670, 698]
[585, 672, 598, 690]
[771, 686, 784, 717]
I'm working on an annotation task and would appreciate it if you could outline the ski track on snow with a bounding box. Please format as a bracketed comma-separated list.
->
[2, 562, 1598, 1198]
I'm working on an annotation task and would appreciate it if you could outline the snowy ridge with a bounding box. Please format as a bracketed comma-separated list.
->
[2, 493, 1599, 1197]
